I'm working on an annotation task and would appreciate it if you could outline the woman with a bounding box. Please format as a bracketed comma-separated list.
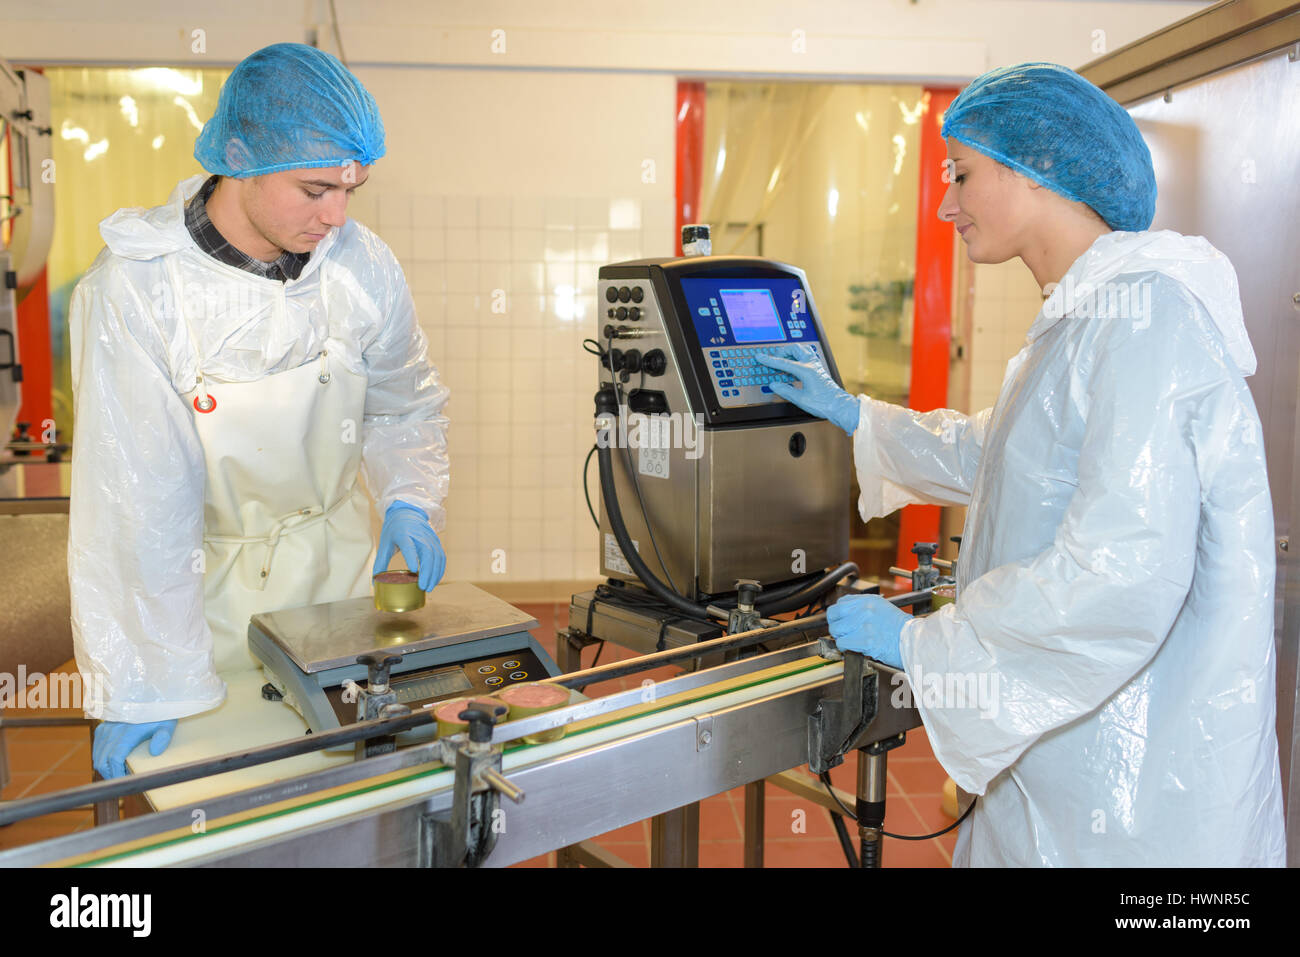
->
[759, 63, 1285, 866]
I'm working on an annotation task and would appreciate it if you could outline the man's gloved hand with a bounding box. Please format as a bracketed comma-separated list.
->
[374, 500, 446, 592]
[755, 344, 860, 435]
[826, 594, 910, 669]
[92, 720, 177, 779]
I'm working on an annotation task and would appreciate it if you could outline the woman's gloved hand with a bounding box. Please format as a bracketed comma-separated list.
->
[374, 500, 447, 592]
[826, 595, 910, 669]
[755, 344, 860, 435]
[92, 720, 177, 779]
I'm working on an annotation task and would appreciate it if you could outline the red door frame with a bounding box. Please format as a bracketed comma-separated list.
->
[895, 87, 958, 571]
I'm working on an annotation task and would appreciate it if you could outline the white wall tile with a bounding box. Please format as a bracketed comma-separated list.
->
[413, 228, 445, 260]
[379, 193, 411, 227]
[512, 197, 545, 229]
[443, 292, 478, 326]
[446, 196, 477, 228]
[480, 229, 512, 262]
[479, 197, 512, 229]
[412, 195, 444, 229]
[445, 261, 479, 293]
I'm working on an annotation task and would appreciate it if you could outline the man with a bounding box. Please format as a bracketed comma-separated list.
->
[759, 63, 1285, 866]
[69, 43, 449, 778]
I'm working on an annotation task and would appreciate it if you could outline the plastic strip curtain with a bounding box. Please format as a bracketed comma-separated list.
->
[44, 67, 227, 441]
[694, 81, 927, 577]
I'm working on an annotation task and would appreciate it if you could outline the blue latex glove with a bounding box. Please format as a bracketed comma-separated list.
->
[826, 595, 910, 669]
[92, 720, 177, 779]
[755, 344, 860, 435]
[374, 500, 446, 592]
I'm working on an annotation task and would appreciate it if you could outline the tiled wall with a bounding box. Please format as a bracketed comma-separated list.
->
[966, 259, 1045, 412]
[348, 189, 675, 585]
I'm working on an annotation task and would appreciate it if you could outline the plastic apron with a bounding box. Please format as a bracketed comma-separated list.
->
[168, 258, 375, 675]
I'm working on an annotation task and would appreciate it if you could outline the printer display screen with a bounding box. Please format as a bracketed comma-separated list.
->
[681, 277, 811, 348]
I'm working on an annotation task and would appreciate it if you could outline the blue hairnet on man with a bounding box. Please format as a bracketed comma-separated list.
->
[760, 62, 1285, 866]
[69, 43, 450, 778]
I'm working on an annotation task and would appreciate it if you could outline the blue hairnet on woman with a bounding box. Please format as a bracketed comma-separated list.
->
[760, 62, 1286, 866]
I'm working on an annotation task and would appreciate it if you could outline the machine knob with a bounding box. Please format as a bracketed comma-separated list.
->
[616, 306, 628, 320]
[628, 306, 641, 321]
[605, 286, 619, 303]
[618, 286, 632, 303]
[602, 348, 625, 373]
[642, 349, 667, 376]
[735, 579, 762, 609]
[461, 703, 508, 743]
[631, 286, 644, 303]
[911, 542, 939, 566]
[622, 349, 642, 374]
[358, 653, 403, 690]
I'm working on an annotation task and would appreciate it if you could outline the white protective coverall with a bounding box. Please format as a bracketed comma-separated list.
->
[69, 175, 450, 724]
[854, 230, 1286, 866]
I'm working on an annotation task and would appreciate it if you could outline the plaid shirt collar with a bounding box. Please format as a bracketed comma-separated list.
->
[184, 175, 311, 282]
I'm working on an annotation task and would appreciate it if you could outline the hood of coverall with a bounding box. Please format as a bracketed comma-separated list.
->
[97, 174, 337, 275]
[1028, 229, 1257, 376]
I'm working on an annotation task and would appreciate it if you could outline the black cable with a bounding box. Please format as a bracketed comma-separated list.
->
[819, 771, 976, 840]
[589, 639, 606, 668]
[582, 444, 600, 528]
[605, 330, 679, 594]
[830, 809, 860, 868]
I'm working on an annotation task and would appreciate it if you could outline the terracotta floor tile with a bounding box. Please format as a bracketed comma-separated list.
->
[509, 851, 555, 868]
[4, 769, 92, 800]
[762, 797, 844, 841]
[761, 837, 850, 868]
[588, 839, 648, 868]
[4, 730, 89, 771]
[888, 759, 951, 795]
[592, 819, 647, 844]
[892, 728, 936, 761]
[698, 795, 742, 841]
[2, 725, 88, 746]
[698, 841, 745, 868]
[874, 835, 952, 868]
[1, 771, 42, 800]
[899, 792, 957, 833]
[0, 809, 93, 851]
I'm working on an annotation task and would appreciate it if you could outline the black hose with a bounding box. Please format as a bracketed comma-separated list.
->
[752, 562, 860, 615]
[710, 563, 857, 610]
[591, 388, 856, 620]
[596, 437, 712, 618]
[830, 809, 860, 867]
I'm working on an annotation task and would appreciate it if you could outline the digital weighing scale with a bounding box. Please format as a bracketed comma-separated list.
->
[248, 582, 558, 743]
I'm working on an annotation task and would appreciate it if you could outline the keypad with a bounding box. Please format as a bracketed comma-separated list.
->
[705, 343, 824, 406]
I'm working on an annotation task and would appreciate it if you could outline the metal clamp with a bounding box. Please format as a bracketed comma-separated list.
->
[420, 704, 525, 868]
[808, 651, 879, 775]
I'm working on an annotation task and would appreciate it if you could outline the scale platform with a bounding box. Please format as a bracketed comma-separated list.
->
[248, 581, 558, 740]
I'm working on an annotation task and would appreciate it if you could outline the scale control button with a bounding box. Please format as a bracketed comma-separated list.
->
[605, 286, 619, 303]
[477, 665, 497, 674]
[618, 286, 632, 303]
[485, 676, 504, 686]
[509, 671, 528, 681]
[631, 286, 644, 303]
[502, 660, 521, 669]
